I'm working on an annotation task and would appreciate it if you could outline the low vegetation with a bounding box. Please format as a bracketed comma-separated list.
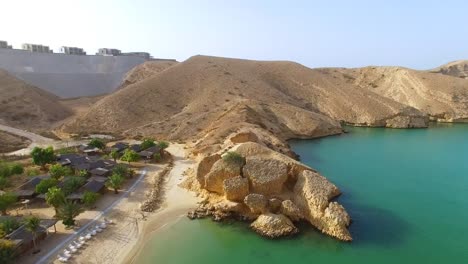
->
[222, 151, 246, 166]
[88, 138, 105, 150]
[83, 191, 99, 208]
[0, 218, 20, 239]
[0, 238, 15, 264]
[120, 149, 139, 163]
[141, 138, 156, 150]
[0, 193, 17, 215]
[30, 146, 55, 169]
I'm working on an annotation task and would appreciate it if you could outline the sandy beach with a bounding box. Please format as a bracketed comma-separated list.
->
[58, 143, 200, 264]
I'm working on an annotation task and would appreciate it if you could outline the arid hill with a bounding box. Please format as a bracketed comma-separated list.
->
[430, 60, 468, 79]
[62, 55, 468, 155]
[0, 70, 73, 130]
[121, 60, 178, 88]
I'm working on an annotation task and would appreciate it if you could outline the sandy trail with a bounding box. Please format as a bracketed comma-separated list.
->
[0, 123, 87, 155]
[64, 144, 199, 264]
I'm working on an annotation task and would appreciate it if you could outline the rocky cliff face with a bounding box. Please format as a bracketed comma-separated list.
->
[187, 141, 352, 241]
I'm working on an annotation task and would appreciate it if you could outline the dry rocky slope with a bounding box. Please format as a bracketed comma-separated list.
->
[0, 70, 72, 130]
[62, 55, 468, 240]
[120, 60, 178, 89]
[430, 60, 468, 79]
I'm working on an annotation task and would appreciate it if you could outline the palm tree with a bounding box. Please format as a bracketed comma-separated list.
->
[56, 201, 84, 227]
[23, 216, 41, 253]
[106, 173, 125, 194]
[45, 187, 66, 215]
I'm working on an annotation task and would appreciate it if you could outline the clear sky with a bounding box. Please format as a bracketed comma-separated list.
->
[1, 0, 466, 69]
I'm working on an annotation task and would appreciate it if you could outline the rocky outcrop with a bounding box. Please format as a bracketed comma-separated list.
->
[244, 193, 267, 214]
[280, 200, 303, 221]
[293, 170, 352, 241]
[243, 157, 288, 195]
[204, 159, 241, 194]
[223, 176, 249, 202]
[230, 131, 259, 144]
[251, 213, 298, 238]
[196, 154, 221, 188]
[191, 142, 352, 241]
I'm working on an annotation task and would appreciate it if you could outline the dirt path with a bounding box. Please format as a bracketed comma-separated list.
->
[0, 123, 87, 155]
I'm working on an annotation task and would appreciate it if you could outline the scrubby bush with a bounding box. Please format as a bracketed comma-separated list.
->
[0, 193, 17, 215]
[83, 191, 99, 208]
[49, 164, 73, 180]
[35, 178, 59, 194]
[120, 149, 139, 163]
[0, 178, 8, 190]
[112, 164, 130, 178]
[26, 168, 40, 177]
[153, 153, 161, 162]
[222, 151, 245, 166]
[62, 176, 86, 195]
[88, 138, 105, 149]
[141, 139, 156, 150]
[157, 141, 169, 150]
[0, 162, 24, 178]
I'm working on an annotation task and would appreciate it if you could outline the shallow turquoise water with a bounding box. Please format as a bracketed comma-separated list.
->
[137, 123, 468, 264]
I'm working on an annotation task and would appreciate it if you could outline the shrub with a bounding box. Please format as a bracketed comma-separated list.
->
[153, 153, 161, 162]
[0, 218, 20, 238]
[82, 191, 99, 208]
[35, 178, 59, 194]
[112, 164, 129, 178]
[120, 149, 139, 163]
[26, 168, 40, 177]
[0, 178, 8, 190]
[31, 146, 55, 169]
[157, 141, 169, 150]
[222, 151, 245, 166]
[0, 193, 17, 215]
[49, 164, 72, 180]
[0, 239, 16, 264]
[141, 139, 156, 150]
[88, 138, 105, 150]
[62, 176, 86, 195]
[0, 162, 24, 178]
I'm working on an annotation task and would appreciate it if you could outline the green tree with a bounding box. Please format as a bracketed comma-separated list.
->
[35, 178, 59, 194]
[157, 141, 169, 150]
[88, 138, 105, 150]
[112, 164, 129, 178]
[45, 187, 66, 214]
[56, 201, 84, 227]
[140, 139, 156, 150]
[30, 147, 55, 169]
[222, 151, 245, 167]
[0, 239, 16, 264]
[49, 164, 72, 180]
[0, 193, 17, 215]
[62, 176, 86, 195]
[106, 173, 125, 194]
[0, 218, 20, 238]
[120, 149, 139, 163]
[110, 150, 120, 162]
[23, 216, 41, 252]
[82, 191, 99, 208]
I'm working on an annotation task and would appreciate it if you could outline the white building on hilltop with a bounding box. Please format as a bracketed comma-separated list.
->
[22, 43, 52, 53]
[60, 46, 86, 55]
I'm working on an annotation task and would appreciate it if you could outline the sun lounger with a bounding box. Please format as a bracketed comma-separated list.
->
[71, 241, 82, 249]
[68, 246, 78, 252]
[85, 233, 92, 240]
[100, 222, 107, 229]
[58, 254, 70, 262]
[63, 250, 72, 256]
[95, 226, 103, 232]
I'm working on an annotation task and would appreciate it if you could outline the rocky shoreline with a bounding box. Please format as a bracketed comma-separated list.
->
[185, 138, 352, 241]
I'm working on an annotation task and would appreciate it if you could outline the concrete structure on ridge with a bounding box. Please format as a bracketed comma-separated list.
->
[22, 43, 52, 53]
[122, 52, 151, 59]
[0, 40, 12, 49]
[60, 46, 86, 55]
[97, 48, 121, 56]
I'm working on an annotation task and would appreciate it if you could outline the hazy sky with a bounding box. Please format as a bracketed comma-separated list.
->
[1, 0, 466, 69]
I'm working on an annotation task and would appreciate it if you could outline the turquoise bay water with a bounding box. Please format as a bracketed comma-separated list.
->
[137, 124, 468, 264]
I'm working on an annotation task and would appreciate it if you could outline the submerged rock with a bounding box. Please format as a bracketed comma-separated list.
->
[251, 213, 298, 238]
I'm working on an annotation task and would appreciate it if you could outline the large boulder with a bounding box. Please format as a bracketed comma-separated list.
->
[230, 131, 259, 144]
[242, 157, 288, 195]
[250, 213, 298, 238]
[280, 200, 303, 222]
[223, 176, 249, 202]
[204, 159, 241, 194]
[196, 154, 221, 188]
[244, 193, 267, 214]
[293, 170, 352, 241]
